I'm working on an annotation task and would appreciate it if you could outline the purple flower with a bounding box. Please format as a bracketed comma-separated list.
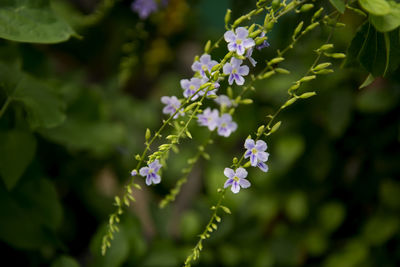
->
[139, 159, 162, 185]
[246, 47, 257, 67]
[161, 96, 184, 119]
[223, 167, 251, 194]
[256, 32, 270, 51]
[224, 27, 255, 56]
[198, 108, 219, 131]
[223, 57, 249, 86]
[131, 170, 137, 176]
[192, 54, 218, 77]
[131, 0, 158, 19]
[217, 113, 237, 137]
[180, 78, 203, 100]
[214, 95, 236, 107]
[244, 138, 269, 172]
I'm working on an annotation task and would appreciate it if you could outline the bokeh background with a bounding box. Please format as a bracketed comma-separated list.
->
[0, 0, 399, 266]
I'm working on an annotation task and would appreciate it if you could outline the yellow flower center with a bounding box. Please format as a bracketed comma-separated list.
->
[236, 39, 242, 45]
[252, 148, 257, 154]
[189, 85, 196, 90]
[233, 176, 240, 182]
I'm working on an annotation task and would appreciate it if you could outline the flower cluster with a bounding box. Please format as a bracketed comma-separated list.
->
[197, 108, 237, 137]
[151, 26, 261, 186]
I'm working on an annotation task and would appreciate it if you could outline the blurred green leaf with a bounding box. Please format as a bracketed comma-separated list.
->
[356, 87, 397, 113]
[362, 215, 399, 245]
[0, 130, 36, 190]
[285, 191, 308, 222]
[275, 135, 305, 171]
[318, 202, 346, 232]
[359, 0, 390, 16]
[51, 256, 80, 267]
[0, 177, 62, 249]
[324, 239, 368, 267]
[380, 179, 400, 209]
[40, 118, 125, 156]
[0, 62, 66, 128]
[345, 23, 400, 76]
[304, 230, 328, 256]
[359, 74, 375, 89]
[329, 0, 346, 14]
[180, 211, 202, 242]
[370, 1, 400, 32]
[0, 0, 75, 43]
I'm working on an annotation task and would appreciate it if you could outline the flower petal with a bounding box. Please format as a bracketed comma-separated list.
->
[239, 178, 251, 188]
[223, 63, 233, 75]
[257, 151, 269, 162]
[231, 181, 240, 193]
[244, 149, 252, 159]
[255, 140, 267, 151]
[191, 61, 202, 72]
[234, 74, 245, 85]
[145, 176, 152, 185]
[230, 57, 243, 68]
[152, 174, 161, 184]
[243, 38, 255, 48]
[244, 138, 255, 149]
[224, 168, 235, 179]
[250, 154, 257, 166]
[235, 167, 248, 179]
[238, 65, 249, 76]
[236, 44, 245, 55]
[257, 161, 269, 172]
[236, 27, 249, 39]
[224, 30, 236, 42]
[227, 42, 237, 52]
[224, 178, 234, 188]
[200, 54, 211, 64]
[139, 167, 149, 176]
[228, 74, 234, 85]
[180, 79, 189, 89]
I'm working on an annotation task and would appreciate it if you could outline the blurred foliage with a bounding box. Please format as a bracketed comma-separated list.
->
[0, 0, 399, 266]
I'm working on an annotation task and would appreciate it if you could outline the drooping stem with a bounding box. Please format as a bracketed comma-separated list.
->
[0, 97, 11, 119]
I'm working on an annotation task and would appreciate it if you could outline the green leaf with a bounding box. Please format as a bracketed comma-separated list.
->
[370, 1, 400, 32]
[0, 178, 62, 249]
[359, 74, 375, 88]
[0, 0, 75, 43]
[51, 256, 80, 267]
[0, 130, 36, 190]
[329, 0, 346, 14]
[0, 62, 66, 128]
[359, 0, 390, 16]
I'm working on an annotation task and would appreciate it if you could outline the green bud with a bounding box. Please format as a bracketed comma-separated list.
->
[304, 22, 319, 33]
[243, 161, 252, 168]
[314, 69, 334, 74]
[326, 53, 346, 58]
[300, 3, 314, 13]
[313, 62, 332, 71]
[282, 97, 297, 108]
[211, 64, 220, 72]
[269, 121, 281, 134]
[248, 23, 256, 33]
[289, 83, 301, 92]
[255, 37, 268, 46]
[145, 128, 151, 140]
[135, 154, 141, 160]
[204, 40, 211, 53]
[221, 205, 231, 214]
[257, 125, 265, 136]
[233, 15, 248, 27]
[312, 7, 324, 22]
[299, 92, 316, 98]
[185, 129, 192, 139]
[268, 57, 285, 65]
[272, 0, 280, 10]
[233, 157, 238, 164]
[260, 70, 275, 79]
[227, 87, 233, 98]
[184, 102, 198, 112]
[249, 29, 262, 38]
[318, 44, 334, 51]
[224, 9, 232, 26]
[265, 21, 274, 31]
[299, 75, 316, 83]
[240, 99, 253, 104]
[275, 68, 290, 74]
[293, 21, 304, 39]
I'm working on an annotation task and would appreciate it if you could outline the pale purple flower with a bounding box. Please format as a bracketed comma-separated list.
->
[130, 170, 138, 176]
[214, 95, 236, 107]
[256, 32, 270, 50]
[217, 113, 237, 137]
[198, 108, 219, 131]
[244, 138, 269, 172]
[223, 167, 251, 194]
[246, 47, 257, 67]
[139, 159, 162, 185]
[223, 57, 249, 86]
[131, 0, 158, 19]
[192, 54, 218, 77]
[161, 96, 184, 119]
[224, 27, 255, 56]
[180, 78, 203, 100]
